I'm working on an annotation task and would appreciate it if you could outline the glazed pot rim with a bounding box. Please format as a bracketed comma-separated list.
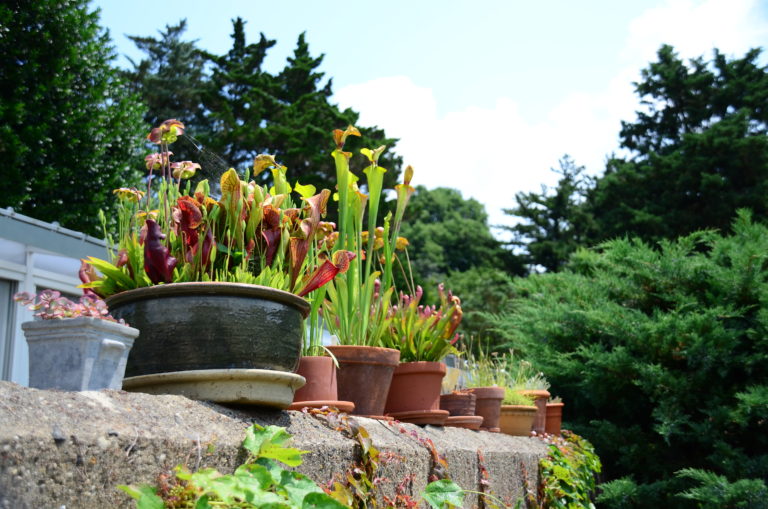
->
[105, 282, 310, 318]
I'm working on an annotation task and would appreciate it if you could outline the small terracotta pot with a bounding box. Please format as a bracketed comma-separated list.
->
[293, 356, 338, 402]
[545, 402, 564, 435]
[440, 391, 477, 416]
[499, 405, 537, 436]
[326, 345, 400, 417]
[385, 361, 446, 415]
[519, 390, 550, 434]
[467, 386, 504, 432]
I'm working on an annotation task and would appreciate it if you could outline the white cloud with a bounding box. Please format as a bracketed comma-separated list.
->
[335, 0, 767, 234]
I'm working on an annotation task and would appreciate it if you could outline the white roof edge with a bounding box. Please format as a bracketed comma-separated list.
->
[0, 207, 106, 248]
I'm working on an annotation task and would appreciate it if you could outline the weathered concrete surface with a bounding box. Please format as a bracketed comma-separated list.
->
[0, 381, 547, 508]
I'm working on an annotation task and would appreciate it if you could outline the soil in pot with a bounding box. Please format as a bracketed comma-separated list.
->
[467, 386, 504, 432]
[545, 402, 565, 435]
[499, 404, 537, 436]
[440, 391, 477, 416]
[325, 345, 400, 417]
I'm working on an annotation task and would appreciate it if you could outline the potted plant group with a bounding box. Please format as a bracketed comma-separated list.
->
[380, 283, 463, 425]
[322, 128, 414, 417]
[515, 363, 551, 435]
[80, 119, 353, 408]
[15, 290, 139, 391]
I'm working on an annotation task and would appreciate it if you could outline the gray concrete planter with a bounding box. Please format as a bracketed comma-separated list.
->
[22, 317, 139, 391]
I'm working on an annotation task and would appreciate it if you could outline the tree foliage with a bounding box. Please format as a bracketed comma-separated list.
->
[0, 0, 146, 235]
[491, 211, 768, 507]
[397, 186, 523, 339]
[505, 46, 768, 266]
[588, 45, 768, 243]
[503, 155, 593, 272]
[125, 19, 402, 191]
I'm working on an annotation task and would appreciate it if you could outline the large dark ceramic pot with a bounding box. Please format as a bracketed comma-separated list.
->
[106, 282, 310, 378]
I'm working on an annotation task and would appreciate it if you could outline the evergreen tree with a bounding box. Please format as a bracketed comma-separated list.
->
[587, 45, 768, 243]
[398, 186, 524, 309]
[491, 212, 768, 507]
[199, 17, 278, 174]
[503, 155, 593, 272]
[0, 0, 146, 235]
[122, 20, 208, 162]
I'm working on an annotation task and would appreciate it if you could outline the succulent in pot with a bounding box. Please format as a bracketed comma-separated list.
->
[14, 290, 138, 391]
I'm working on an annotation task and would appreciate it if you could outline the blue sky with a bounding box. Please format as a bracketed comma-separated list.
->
[95, 0, 768, 230]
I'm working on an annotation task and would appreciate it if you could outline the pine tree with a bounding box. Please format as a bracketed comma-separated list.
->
[587, 45, 768, 242]
[123, 20, 208, 162]
[503, 155, 593, 272]
[0, 0, 146, 235]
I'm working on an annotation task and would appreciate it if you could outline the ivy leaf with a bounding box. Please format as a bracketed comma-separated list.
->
[278, 469, 325, 506]
[302, 491, 351, 509]
[422, 479, 465, 509]
[243, 424, 308, 467]
[117, 484, 165, 509]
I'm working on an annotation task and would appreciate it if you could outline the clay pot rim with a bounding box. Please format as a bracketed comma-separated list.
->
[500, 404, 537, 412]
[393, 360, 447, 375]
[467, 386, 505, 399]
[106, 282, 310, 318]
[326, 345, 400, 366]
[546, 401, 565, 408]
[518, 389, 551, 399]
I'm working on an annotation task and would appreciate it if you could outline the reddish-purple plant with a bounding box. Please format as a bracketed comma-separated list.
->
[14, 290, 126, 324]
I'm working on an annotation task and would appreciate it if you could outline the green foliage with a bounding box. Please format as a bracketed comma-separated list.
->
[125, 20, 401, 193]
[119, 424, 345, 508]
[491, 211, 768, 507]
[503, 155, 594, 272]
[587, 45, 768, 244]
[537, 432, 602, 509]
[675, 468, 768, 509]
[122, 20, 208, 163]
[0, 0, 146, 235]
[379, 283, 463, 362]
[400, 187, 523, 286]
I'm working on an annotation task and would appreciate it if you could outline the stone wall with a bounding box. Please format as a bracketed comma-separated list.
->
[0, 382, 548, 508]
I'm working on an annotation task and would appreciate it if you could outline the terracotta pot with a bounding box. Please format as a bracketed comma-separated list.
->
[467, 386, 504, 432]
[499, 405, 537, 436]
[326, 345, 400, 417]
[440, 391, 477, 416]
[293, 356, 338, 402]
[545, 402, 564, 435]
[519, 390, 550, 434]
[385, 361, 446, 414]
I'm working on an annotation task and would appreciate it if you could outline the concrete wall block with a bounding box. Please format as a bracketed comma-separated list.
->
[0, 381, 548, 508]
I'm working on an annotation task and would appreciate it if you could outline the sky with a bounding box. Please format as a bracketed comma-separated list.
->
[94, 0, 768, 233]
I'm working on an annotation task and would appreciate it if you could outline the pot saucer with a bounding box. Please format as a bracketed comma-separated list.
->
[444, 415, 483, 430]
[122, 369, 306, 409]
[386, 409, 450, 425]
[480, 426, 501, 433]
[288, 400, 355, 413]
